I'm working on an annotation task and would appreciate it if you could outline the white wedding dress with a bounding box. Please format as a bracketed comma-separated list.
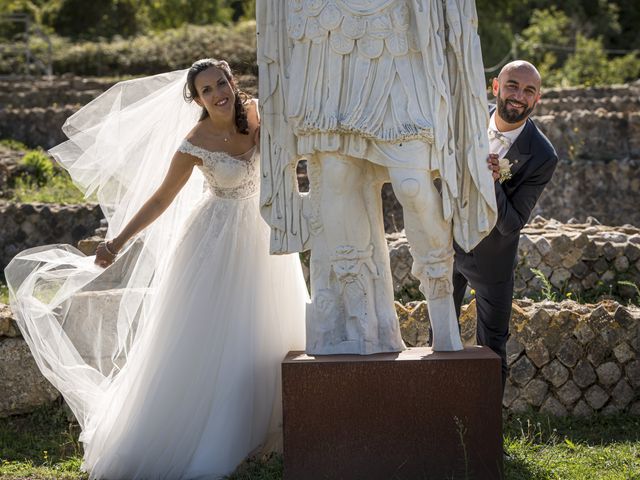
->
[6, 76, 308, 478]
[84, 143, 306, 478]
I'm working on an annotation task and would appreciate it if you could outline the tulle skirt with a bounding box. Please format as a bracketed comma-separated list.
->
[6, 192, 308, 479]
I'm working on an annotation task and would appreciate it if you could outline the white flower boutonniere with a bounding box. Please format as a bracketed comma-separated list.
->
[498, 157, 513, 183]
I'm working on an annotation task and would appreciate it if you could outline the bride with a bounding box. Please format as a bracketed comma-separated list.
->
[5, 59, 308, 479]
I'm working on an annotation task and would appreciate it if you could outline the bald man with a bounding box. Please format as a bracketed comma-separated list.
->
[453, 61, 558, 390]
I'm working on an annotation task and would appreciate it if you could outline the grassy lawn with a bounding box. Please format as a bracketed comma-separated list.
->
[10, 174, 88, 204]
[0, 403, 84, 480]
[0, 142, 90, 205]
[1, 405, 639, 479]
[503, 413, 640, 479]
[0, 282, 7, 305]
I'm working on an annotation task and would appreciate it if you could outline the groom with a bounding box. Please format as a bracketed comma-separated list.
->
[452, 60, 558, 390]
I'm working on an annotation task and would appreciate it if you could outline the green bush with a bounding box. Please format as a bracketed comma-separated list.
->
[1, 3, 638, 86]
[0, 139, 29, 151]
[140, 0, 233, 31]
[41, 0, 143, 40]
[7, 148, 88, 204]
[560, 34, 640, 87]
[0, 21, 257, 76]
[0, 0, 44, 40]
[20, 149, 54, 186]
[0, 281, 8, 304]
[50, 21, 257, 76]
[2, 0, 236, 41]
[519, 7, 572, 78]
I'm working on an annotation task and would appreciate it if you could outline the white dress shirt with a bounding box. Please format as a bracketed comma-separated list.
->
[488, 112, 526, 160]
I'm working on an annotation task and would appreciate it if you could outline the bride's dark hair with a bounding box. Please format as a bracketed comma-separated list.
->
[183, 58, 251, 135]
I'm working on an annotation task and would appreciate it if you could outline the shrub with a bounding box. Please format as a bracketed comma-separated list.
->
[49, 21, 257, 76]
[20, 150, 55, 186]
[41, 0, 143, 40]
[6, 147, 89, 203]
[141, 0, 233, 31]
[519, 7, 572, 81]
[0, 139, 29, 151]
[560, 34, 640, 87]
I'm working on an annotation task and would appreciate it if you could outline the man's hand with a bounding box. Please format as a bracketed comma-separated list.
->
[488, 153, 500, 181]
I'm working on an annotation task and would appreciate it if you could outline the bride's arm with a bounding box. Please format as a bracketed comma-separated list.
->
[95, 152, 196, 267]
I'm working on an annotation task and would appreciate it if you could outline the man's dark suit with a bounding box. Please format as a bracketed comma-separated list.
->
[453, 106, 558, 388]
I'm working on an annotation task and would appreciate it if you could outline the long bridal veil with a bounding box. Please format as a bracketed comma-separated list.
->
[5, 69, 205, 431]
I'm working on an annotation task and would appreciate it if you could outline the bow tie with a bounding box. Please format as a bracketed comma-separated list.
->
[488, 128, 511, 148]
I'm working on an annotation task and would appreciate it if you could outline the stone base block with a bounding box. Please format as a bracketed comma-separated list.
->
[282, 346, 502, 480]
[0, 337, 59, 417]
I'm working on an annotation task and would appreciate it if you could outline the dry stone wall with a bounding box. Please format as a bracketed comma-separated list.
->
[1, 78, 639, 417]
[396, 298, 640, 416]
[0, 145, 24, 195]
[0, 74, 257, 149]
[502, 299, 639, 416]
[0, 305, 60, 416]
[2, 296, 637, 417]
[0, 77, 111, 109]
[2, 77, 638, 225]
[533, 158, 640, 227]
[499, 299, 638, 416]
[0, 106, 78, 149]
[0, 202, 103, 270]
[514, 217, 640, 300]
[389, 219, 640, 303]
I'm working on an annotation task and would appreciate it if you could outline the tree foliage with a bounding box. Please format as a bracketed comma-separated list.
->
[561, 34, 640, 86]
[1, 0, 235, 39]
[138, 0, 233, 31]
[41, 0, 143, 39]
[475, 0, 639, 85]
[0, 0, 638, 86]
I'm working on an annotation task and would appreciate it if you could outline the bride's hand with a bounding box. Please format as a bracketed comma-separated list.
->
[95, 241, 118, 268]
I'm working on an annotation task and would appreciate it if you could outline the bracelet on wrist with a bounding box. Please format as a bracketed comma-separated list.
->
[104, 241, 118, 256]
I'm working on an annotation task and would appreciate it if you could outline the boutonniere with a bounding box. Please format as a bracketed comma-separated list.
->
[498, 158, 513, 183]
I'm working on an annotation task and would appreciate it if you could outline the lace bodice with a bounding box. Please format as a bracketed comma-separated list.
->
[178, 140, 259, 199]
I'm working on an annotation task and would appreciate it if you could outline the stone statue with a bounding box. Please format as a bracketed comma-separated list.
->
[257, 0, 497, 354]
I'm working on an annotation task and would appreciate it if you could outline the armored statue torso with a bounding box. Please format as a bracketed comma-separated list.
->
[286, 0, 437, 163]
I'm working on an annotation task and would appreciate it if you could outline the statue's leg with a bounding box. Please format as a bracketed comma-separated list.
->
[318, 154, 371, 248]
[387, 167, 463, 351]
[306, 153, 384, 354]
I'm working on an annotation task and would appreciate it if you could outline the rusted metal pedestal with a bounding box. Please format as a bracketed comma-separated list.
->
[282, 346, 503, 480]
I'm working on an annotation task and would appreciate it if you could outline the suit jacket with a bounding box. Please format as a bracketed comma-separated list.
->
[454, 106, 558, 283]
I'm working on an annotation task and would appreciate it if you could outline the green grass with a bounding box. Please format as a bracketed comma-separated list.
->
[0, 140, 28, 151]
[0, 403, 85, 479]
[0, 143, 90, 204]
[525, 268, 640, 308]
[2, 406, 639, 479]
[0, 283, 8, 305]
[227, 455, 283, 480]
[11, 174, 87, 204]
[503, 412, 640, 479]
